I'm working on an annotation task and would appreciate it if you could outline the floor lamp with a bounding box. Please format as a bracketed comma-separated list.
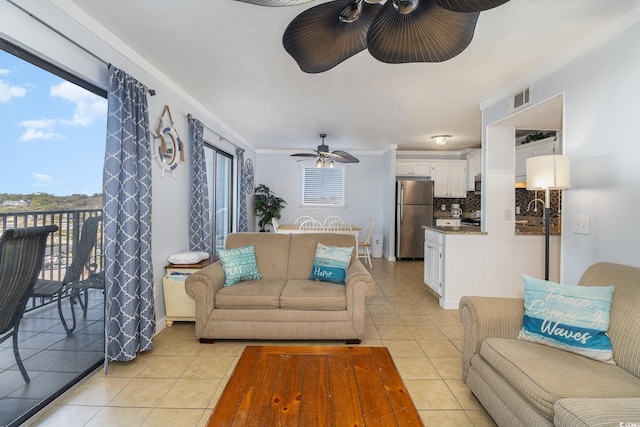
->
[525, 155, 571, 280]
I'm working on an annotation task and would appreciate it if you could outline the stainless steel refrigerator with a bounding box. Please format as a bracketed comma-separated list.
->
[395, 179, 434, 260]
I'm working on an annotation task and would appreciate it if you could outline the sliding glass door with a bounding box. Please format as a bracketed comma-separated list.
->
[0, 39, 106, 427]
[204, 144, 233, 254]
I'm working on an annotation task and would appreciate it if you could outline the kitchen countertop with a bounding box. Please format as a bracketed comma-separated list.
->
[422, 225, 487, 235]
[515, 225, 561, 235]
[514, 216, 561, 235]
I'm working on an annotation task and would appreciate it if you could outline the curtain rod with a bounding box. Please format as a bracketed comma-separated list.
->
[187, 113, 238, 148]
[7, 0, 156, 96]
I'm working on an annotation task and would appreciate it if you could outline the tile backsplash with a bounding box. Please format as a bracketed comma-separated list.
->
[432, 189, 563, 221]
[434, 191, 481, 218]
[515, 188, 562, 218]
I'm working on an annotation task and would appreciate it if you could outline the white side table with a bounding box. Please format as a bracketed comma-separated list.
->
[163, 257, 213, 327]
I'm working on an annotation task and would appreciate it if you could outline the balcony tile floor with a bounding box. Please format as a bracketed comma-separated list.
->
[0, 294, 104, 427]
[20, 259, 496, 427]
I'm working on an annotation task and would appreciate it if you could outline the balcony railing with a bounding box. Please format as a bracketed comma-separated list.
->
[0, 209, 104, 311]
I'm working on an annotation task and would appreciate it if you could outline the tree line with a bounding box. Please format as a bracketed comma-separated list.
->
[0, 192, 102, 212]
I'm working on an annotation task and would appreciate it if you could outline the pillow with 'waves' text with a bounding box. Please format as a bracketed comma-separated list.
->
[309, 243, 353, 285]
[518, 275, 615, 364]
[218, 244, 262, 287]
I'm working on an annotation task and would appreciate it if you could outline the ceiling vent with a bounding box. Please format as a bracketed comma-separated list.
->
[509, 86, 531, 112]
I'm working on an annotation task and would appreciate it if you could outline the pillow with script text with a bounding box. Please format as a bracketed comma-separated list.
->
[518, 275, 615, 364]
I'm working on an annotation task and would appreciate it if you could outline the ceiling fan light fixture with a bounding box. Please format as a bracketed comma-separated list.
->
[339, 0, 364, 23]
[432, 135, 451, 146]
[291, 133, 360, 165]
[392, 0, 419, 15]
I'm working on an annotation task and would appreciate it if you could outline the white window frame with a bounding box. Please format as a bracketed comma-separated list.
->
[300, 166, 346, 207]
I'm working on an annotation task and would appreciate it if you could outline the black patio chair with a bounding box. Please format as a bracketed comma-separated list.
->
[30, 216, 103, 335]
[0, 225, 59, 383]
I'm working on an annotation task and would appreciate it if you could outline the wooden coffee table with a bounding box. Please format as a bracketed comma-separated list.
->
[208, 346, 423, 426]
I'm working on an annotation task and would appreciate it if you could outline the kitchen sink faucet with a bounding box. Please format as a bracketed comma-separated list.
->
[527, 198, 545, 213]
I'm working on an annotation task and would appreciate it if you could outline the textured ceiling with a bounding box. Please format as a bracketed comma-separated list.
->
[59, 0, 640, 152]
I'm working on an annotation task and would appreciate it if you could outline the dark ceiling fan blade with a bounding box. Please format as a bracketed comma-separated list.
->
[433, 0, 510, 13]
[233, 0, 316, 6]
[331, 150, 360, 163]
[291, 153, 318, 157]
[282, 0, 383, 73]
[367, 0, 479, 64]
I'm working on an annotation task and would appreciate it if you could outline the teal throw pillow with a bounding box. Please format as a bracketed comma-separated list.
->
[309, 243, 353, 285]
[518, 275, 615, 364]
[218, 244, 262, 287]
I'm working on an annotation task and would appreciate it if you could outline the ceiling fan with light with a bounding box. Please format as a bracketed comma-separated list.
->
[291, 134, 360, 167]
[233, 0, 511, 73]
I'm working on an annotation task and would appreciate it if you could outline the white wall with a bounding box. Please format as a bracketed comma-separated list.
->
[482, 11, 640, 283]
[255, 151, 386, 247]
[383, 146, 397, 259]
[0, 1, 256, 325]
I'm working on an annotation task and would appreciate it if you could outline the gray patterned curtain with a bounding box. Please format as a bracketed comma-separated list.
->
[103, 66, 154, 364]
[188, 116, 211, 252]
[236, 148, 248, 232]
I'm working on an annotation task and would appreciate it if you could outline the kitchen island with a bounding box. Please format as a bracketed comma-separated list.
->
[422, 225, 559, 309]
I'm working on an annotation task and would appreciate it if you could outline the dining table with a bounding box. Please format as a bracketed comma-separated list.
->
[276, 223, 361, 246]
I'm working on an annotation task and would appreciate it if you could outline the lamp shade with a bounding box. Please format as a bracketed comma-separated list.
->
[526, 155, 571, 190]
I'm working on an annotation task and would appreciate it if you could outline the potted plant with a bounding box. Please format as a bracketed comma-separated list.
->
[253, 184, 287, 232]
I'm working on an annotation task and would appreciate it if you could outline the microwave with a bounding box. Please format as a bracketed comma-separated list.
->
[474, 174, 481, 195]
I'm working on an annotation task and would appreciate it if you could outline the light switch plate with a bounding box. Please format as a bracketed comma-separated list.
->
[574, 215, 591, 235]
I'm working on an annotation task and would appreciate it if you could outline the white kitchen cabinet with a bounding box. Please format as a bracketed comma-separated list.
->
[431, 160, 467, 198]
[396, 160, 432, 177]
[436, 218, 461, 226]
[424, 230, 444, 295]
[515, 137, 558, 181]
[466, 149, 482, 191]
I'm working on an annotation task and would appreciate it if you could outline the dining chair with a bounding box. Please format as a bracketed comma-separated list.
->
[271, 217, 280, 232]
[325, 219, 352, 231]
[295, 215, 314, 225]
[358, 219, 375, 268]
[30, 216, 102, 335]
[323, 216, 344, 227]
[326, 219, 357, 247]
[298, 219, 325, 232]
[0, 225, 59, 383]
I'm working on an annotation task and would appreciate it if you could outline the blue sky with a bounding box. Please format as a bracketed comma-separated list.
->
[0, 49, 107, 196]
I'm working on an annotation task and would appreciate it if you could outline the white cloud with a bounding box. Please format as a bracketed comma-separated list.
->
[0, 78, 27, 103]
[19, 128, 62, 141]
[20, 119, 57, 129]
[33, 173, 53, 187]
[50, 81, 89, 103]
[0, 69, 10, 75]
[15, 81, 105, 142]
[67, 100, 107, 126]
[18, 119, 62, 141]
[51, 81, 106, 126]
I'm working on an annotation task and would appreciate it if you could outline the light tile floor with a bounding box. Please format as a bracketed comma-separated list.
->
[25, 258, 496, 426]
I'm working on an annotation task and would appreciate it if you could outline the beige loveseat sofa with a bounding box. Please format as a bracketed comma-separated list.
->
[460, 262, 640, 427]
[185, 232, 376, 344]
